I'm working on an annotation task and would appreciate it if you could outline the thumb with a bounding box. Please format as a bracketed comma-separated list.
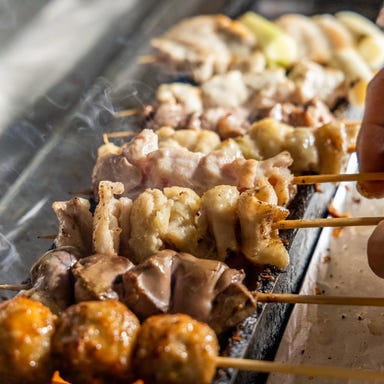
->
[356, 68, 384, 198]
[367, 220, 384, 278]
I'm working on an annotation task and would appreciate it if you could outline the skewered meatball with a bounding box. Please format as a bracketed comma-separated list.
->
[0, 296, 57, 384]
[51, 300, 140, 384]
[133, 313, 219, 384]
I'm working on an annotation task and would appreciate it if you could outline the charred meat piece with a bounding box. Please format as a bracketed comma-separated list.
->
[17, 246, 80, 314]
[133, 313, 219, 384]
[72, 254, 134, 302]
[52, 197, 93, 255]
[52, 300, 140, 384]
[119, 250, 256, 334]
[0, 297, 57, 384]
[119, 249, 176, 319]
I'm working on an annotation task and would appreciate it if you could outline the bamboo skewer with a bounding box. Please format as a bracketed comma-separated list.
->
[52, 357, 384, 383]
[274, 216, 384, 230]
[2, 281, 384, 308]
[102, 131, 136, 144]
[37, 216, 384, 241]
[215, 356, 384, 382]
[113, 108, 139, 118]
[37, 234, 58, 240]
[293, 172, 384, 185]
[257, 292, 384, 306]
[343, 119, 361, 126]
[137, 55, 158, 64]
[0, 283, 31, 291]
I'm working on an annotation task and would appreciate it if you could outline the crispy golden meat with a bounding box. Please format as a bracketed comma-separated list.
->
[51, 300, 140, 384]
[54, 183, 289, 269]
[133, 313, 219, 384]
[0, 297, 57, 384]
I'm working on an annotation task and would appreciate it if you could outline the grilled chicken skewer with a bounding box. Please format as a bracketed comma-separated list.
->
[2, 297, 384, 384]
[103, 118, 357, 177]
[146, 12, 384, 108]
[53, 180, 384, 270]
[92, 129, 295, 206]
[4, 245, 384, 336]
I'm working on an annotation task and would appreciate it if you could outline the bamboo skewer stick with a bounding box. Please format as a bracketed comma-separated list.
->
[37, 216, 384, 241]
[37, 234, 58, 240]
[51, 355, 384, 383]
[102, 131, 136, 144]
[2, 280, 384, 309]
[274, 216, 384, 230]
[257, 292, 384, 306]
[293, 172, 384, 185]
[343, 119, 361, 126]
[0, 283, 31, 291]
[137, 55, 158, 64]
[113, 108, 139, 118]
[215, 356, 384, 382]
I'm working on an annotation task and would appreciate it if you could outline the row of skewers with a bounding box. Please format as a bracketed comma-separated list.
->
[3, 294, 384, 384]
[3, 8, 384, 384]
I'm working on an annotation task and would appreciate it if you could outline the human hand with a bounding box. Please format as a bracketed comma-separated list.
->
[356, 67, 384, 198]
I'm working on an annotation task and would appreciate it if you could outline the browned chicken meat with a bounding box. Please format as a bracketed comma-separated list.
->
[154, 114, 356, 176]
[92, 129, 295, 205]
[141, 63, 343, 138]
[133, 313, 219, 384]
[51, 300, 140, 384]
[0, 297, 57, 384]
[52, 197, 93, 255]
[229, 118, 355, 175]
[119, 250, 256, 334]
[151, 15, 257, 82]
[258, 99, 335, 128]
[54, 181, 290, 268]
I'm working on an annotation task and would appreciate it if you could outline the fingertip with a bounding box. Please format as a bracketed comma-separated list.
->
[357, 180, 384, 199]
[367, 221, 384, 278]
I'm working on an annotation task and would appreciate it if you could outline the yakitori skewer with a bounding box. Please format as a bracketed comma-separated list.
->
[4, 275, 384, 308]
[0, 283, 30, 291]
[51, 341, 384, 383]
[39, 215, 382, 242]
[215, 356, 384, 382]
[113, 108, 139, 118]
[134, 313, 384, 384]
[292, 172, 384, 184]
[256, 292, 384, 306]
[274, 216, 384, 230]
[1, 297, 382, 384]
